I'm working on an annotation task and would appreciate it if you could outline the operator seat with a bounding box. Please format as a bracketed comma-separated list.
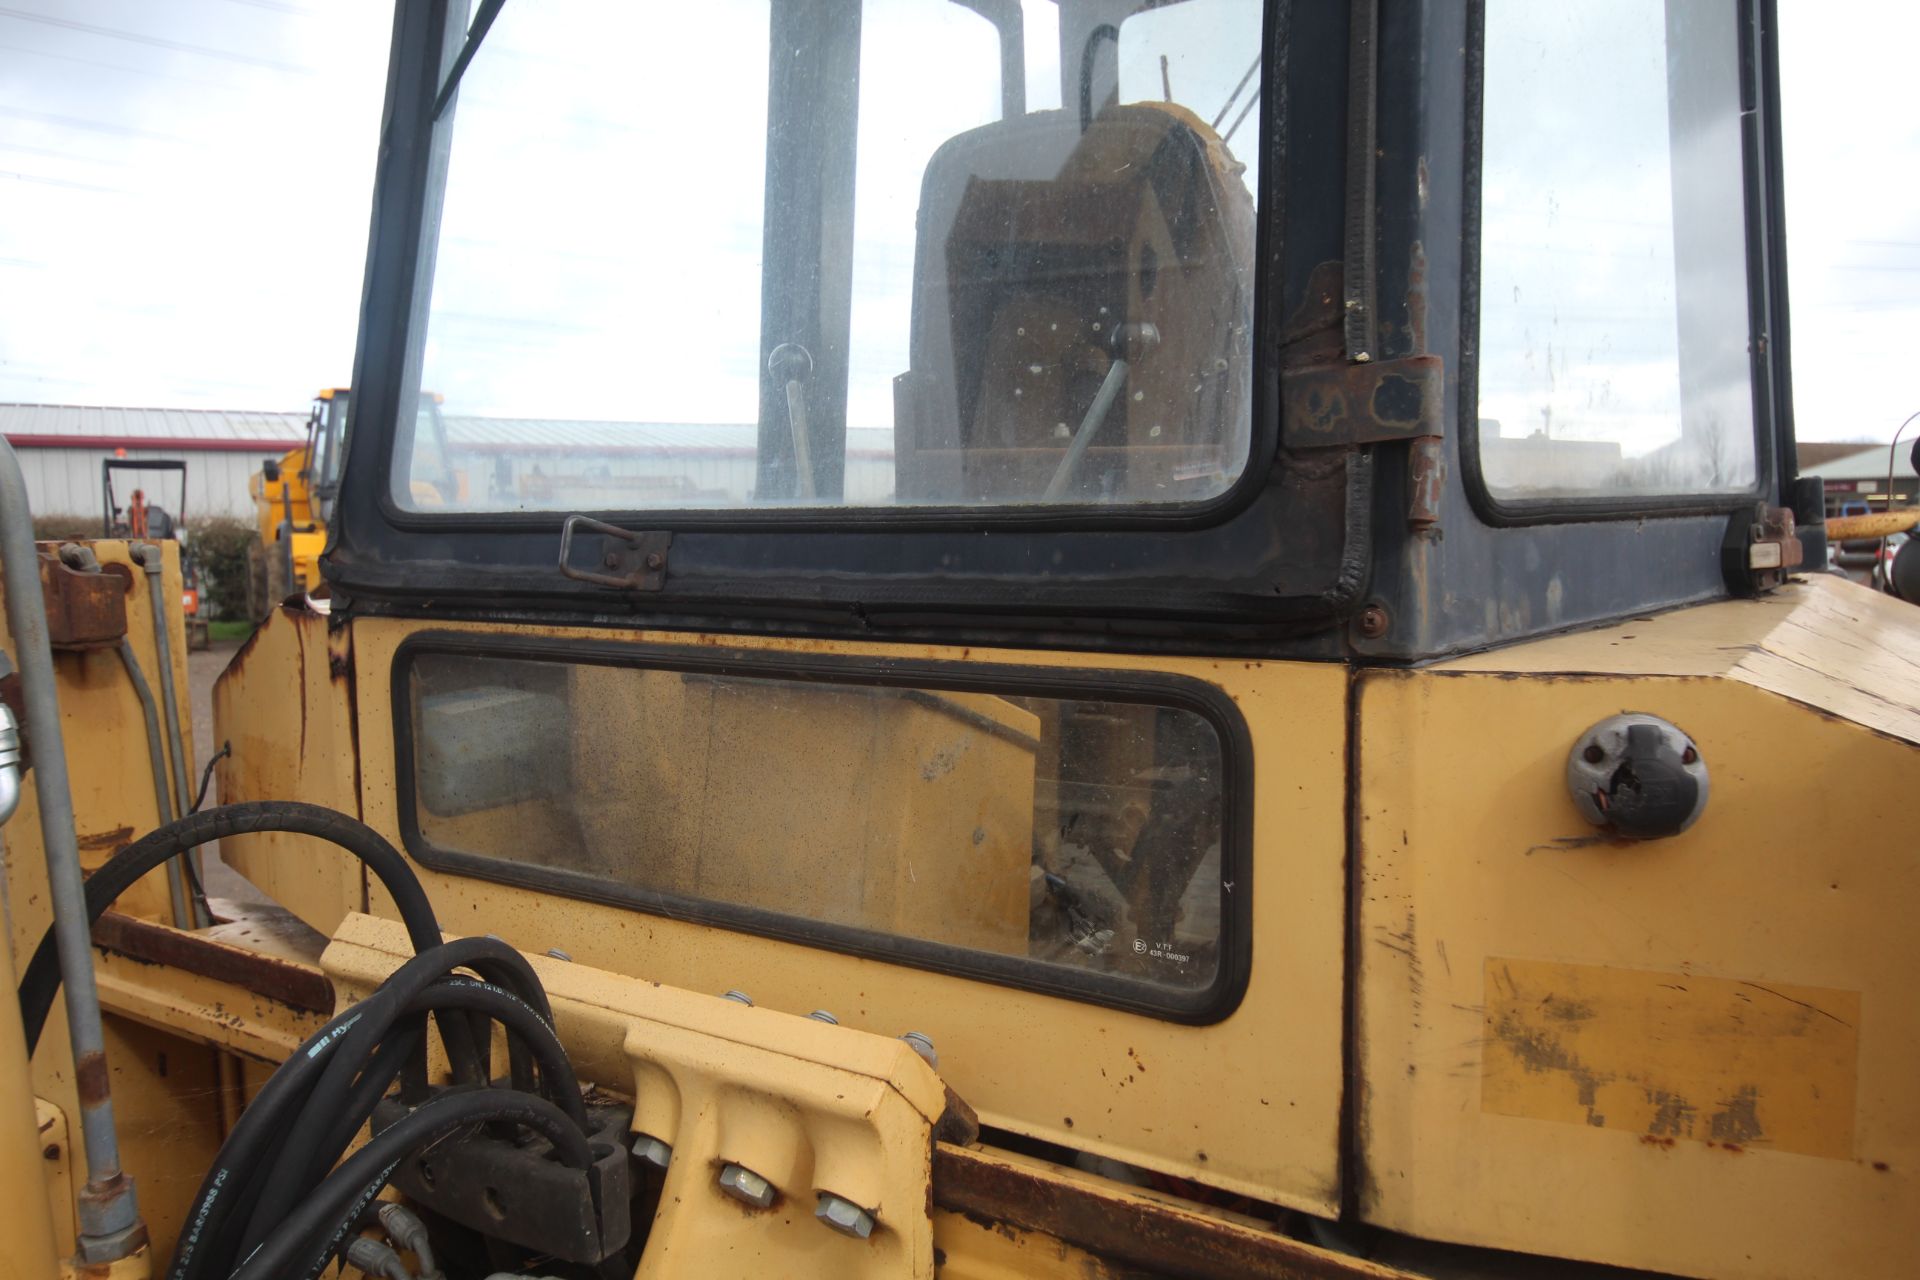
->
[893, 102, 1257, 503]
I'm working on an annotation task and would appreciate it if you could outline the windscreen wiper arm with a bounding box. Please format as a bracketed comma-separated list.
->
[433, 0, 508, 121]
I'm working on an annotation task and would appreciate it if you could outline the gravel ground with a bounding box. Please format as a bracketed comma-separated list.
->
[188, 638, 243, 781]
[186, 638, 254, 900]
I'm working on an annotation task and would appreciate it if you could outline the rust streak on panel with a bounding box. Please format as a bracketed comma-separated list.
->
[91, 911, 334, 1014]
[933, 1145, 1409, 1280]
[77, 826, 135, 852]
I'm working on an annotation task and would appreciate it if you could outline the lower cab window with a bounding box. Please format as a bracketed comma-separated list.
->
[403, 648, 1241, 1014]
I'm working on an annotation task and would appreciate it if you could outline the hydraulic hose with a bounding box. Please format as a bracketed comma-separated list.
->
[17, 801, 443, 1053]
[240, 941, 581, 1252]
[172, 962, 577, 1280]
[229, 1088, 592, 1280]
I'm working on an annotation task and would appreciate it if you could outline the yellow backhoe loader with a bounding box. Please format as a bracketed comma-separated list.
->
[245, 388, 347, 618]
[0, 3, 1913, 1279]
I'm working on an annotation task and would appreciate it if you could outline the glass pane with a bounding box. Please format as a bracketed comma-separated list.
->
[409, 652, 1229, 996]
[1476, 0, 1757, 499]
[395, 0, 1263, 513]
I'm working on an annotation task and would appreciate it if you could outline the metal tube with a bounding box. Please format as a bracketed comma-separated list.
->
[115, 639, 190, 928]
[0, 436, 144, 1255]
[133, 545, 209, 928]
[1043, 358, 1130, 500]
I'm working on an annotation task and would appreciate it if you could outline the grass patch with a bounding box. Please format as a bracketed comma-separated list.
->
[207, 620, 256, 643]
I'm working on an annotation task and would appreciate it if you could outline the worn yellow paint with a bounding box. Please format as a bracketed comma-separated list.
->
[91, 948, 326, 1063]
[931, 1208, 1111, 1280]
[0, 887, 61, 1279]
[328, 616, 1351, 1215]
[1356, 576, 1920, 1280]
[211, 600, 363, 934]
[0, 539, 207, 1276]
[1481, 957, 1859, 1159]
[1438, 574, 1920, 743]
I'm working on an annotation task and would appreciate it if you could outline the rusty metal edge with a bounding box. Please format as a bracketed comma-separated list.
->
[932, 1145, 1410, 1280]
[91, 911, 334, 1015]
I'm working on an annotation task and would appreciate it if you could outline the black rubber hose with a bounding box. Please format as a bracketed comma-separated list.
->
[230, 1088, 593, 1280]
[169, 997, 380, 1280]
[240, 938, 576, 1252]
[18, 801, 442, 1054]
[283, 976, 587, 1236]
[172, 942, 569, 1280]
[309, 978, 585, 1183]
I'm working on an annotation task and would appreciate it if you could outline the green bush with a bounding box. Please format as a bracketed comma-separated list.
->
[183, 516, 258, 621]
[31, 513, 99, 542]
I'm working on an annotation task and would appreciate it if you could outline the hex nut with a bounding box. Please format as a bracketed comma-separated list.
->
[632, 1135, 672, 1170]
[816, 1192, 876, 1239]
[718, 1162, 776, 1209]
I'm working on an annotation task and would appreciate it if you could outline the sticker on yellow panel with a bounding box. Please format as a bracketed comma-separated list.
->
[1481, 957, 1859, 1159]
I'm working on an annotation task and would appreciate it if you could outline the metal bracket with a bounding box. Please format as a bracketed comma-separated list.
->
[1280, 354, 1444, 449]
[373, 1092, 633, 1264]
[558, 515, 671, 591]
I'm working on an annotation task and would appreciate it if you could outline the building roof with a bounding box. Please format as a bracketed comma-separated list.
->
[442, 417, 896, 458]
[1796, 441, 1879, 471]
[0, 403, 307, 452]
[1814, 443, 1917, 481]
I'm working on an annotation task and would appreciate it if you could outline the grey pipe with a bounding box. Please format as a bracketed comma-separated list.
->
[114, 639, 192, 928]
[1043, 324, 1160, 502]
[132, 544, 208, 928]
[0, 436, 144, 1257]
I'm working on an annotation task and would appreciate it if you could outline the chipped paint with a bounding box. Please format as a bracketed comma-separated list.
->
[1482, 958, 1859, 1159]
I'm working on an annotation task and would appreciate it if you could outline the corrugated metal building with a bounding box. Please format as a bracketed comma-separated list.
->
[1815, 442, 1918, 516]
[1, 402, 912, 522]
[442, 418, 898, 506]
[0, 403, 306, 522]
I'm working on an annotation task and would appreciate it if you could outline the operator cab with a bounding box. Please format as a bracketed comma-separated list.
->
[301, 3, 1814, 1268]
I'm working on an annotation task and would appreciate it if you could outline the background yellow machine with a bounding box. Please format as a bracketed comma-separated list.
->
[245, 388, 344, 617]
[0, 2, 1914, 1279]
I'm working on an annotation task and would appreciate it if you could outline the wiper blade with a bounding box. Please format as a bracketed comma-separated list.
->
[433, 0, 507, 121]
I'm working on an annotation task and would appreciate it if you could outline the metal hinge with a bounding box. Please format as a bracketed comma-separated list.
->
[1280, 354, 1444, 449]
[557, 515, 671, 591]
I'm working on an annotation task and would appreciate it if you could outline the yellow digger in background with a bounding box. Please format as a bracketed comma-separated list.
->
[244, 387, 346, 618]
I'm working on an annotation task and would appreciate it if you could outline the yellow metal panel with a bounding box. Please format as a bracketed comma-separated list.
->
[38, 1099, 73, 1260]
[1481, 957, 1858, 1160]
[1437, 576, 1920, 744]
[350, 617, 1350, 1214]
[211, 601, 363, 933]
[1356, 628, 1919, 1278]
[0, 872, 62, 1278]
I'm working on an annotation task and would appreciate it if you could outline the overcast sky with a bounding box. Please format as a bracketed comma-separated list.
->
[0, 0, 1913, 449]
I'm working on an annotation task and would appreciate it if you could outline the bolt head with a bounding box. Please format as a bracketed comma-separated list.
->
[720, 989, 753, 1006]
[718, 1162, 775, 1209]
[632, 1135, 672, 1170]
[900, 1031, 939, 1069]
[816, 1192, 876, 1239]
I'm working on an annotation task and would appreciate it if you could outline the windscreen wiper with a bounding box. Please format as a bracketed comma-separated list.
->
[433, 0, 508, 121]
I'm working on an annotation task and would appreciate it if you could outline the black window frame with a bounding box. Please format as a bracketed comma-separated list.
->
[390, 631, 1256, 1024]
[1457, 0, 1785, 528]
[326, 1, 1392, 640]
